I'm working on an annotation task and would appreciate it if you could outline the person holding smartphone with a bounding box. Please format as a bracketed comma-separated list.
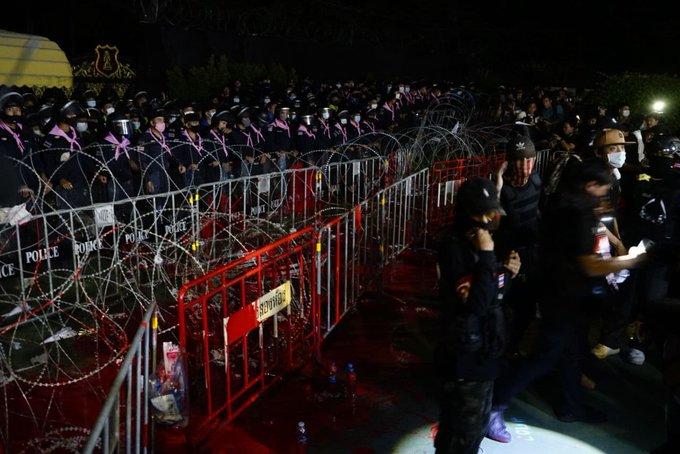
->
[487, 158, 647, 443]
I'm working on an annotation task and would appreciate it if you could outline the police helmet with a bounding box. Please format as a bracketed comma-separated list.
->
[211, 110, 234, 128]
[0, 92, 24, 122]
[182, 111, 201, 124]
[108, 111, 133, 137]
[59, 100, 86, 124]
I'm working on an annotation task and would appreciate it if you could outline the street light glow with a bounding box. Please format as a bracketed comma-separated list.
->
[652, 100, 666, 113]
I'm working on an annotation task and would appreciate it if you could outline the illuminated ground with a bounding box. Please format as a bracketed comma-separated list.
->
[191, 250, 666, 453]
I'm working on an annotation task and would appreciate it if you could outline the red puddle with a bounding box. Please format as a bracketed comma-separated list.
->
[0, 248, 440, 452]
[1, 309, 143, 451]
[185, 250, 440, 453]
[1, 368, 116, 452]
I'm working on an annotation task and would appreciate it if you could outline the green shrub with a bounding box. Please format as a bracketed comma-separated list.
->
[166, 55, 297, 102]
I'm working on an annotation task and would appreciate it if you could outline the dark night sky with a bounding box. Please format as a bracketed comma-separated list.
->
[2, 1, 679, 85]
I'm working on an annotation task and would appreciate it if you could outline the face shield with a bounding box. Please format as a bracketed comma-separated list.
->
[113, 118, 133, 137]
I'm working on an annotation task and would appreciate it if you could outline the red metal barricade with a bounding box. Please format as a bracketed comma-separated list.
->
[315, 209, 365, 338]
[175, 169, 430, 440]
[428, 154, 506, 231]
[177, 226, 318, 431]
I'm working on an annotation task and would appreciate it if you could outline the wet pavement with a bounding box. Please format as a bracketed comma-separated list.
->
[186, 249, 666, 453]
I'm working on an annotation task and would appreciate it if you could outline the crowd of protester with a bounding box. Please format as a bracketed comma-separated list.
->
[0, 80, 450, 219]
[435, 86, 680, 453]
[3, 77, 680, 453]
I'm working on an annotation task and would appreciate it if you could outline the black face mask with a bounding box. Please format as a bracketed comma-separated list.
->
[459, 215, 499, 235]
[470, 220, 494, 231]
[0, 113, 22, 124]
[188, 124, 200, 133]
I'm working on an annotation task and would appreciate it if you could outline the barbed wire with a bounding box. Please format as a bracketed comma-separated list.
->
[0, 92, 501, 450]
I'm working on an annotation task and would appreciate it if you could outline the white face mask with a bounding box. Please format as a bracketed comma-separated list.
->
[132, 121, 141, 130]
[33, 127, 44, 137]
[322, 111, 330, 120]
[264, 97, 270, 104]
[398, 86, 405, 93]
[340, 118, 347, 125]
[353, 115, 361, 122]
[622, 109, 630, 118]
[86, 100, 97, 108]
[233, 97, 240, 104]
[607, 150, 626, 168]
[105, 106, 115, 115]
[371, 103, 378, 110]
[76, 122, 89, 133]
[405, 86, 411, 93]
[395, 92, 401, 100]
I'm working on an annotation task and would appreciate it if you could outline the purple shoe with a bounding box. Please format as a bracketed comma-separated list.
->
[486, 410, 512, 443]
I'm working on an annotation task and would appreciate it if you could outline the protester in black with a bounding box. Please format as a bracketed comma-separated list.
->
[487, 159, 647, 444]
[435, 177, 520, 454]
[495, 136, 542, 353]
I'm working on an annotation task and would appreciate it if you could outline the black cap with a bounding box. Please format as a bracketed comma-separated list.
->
[456, 177, 504, 216]
[506, 135, 536, 160]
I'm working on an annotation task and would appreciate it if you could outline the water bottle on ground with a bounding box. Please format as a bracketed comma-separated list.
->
[329, 361, 338, 385]
[346, 362, 357, 400]
[346, 362, 358, 415]
[297, 421, 308, 445]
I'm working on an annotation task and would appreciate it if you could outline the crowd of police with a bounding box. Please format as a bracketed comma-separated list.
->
[435, 86, 680, 453]
[0, 80, 450, 220]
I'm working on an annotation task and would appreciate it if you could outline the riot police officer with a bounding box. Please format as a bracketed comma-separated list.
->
[94, 111, 136, 202]
[176, 111, 207, 188]
[271, 106, 294, 171]
[206, 110, 235, 182]
[314, 107, 334, 152]
[332, 110, 350, 148]
[295, 113, 318, 165]
[0, 92, 37, 217]
[139, 108, 175, 195]
[41, 101, 93, 209]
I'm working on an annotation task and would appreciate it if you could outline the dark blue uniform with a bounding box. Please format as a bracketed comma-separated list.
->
[41, 126, 93, 209]
[139, 129, 173, 194]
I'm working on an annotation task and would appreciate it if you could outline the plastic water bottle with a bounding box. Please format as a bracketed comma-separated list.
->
[297, 421, 308, 445]
[346, 363, 358, 415]
[329, 361, 338, 385]
[346, 363, 357, 399]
